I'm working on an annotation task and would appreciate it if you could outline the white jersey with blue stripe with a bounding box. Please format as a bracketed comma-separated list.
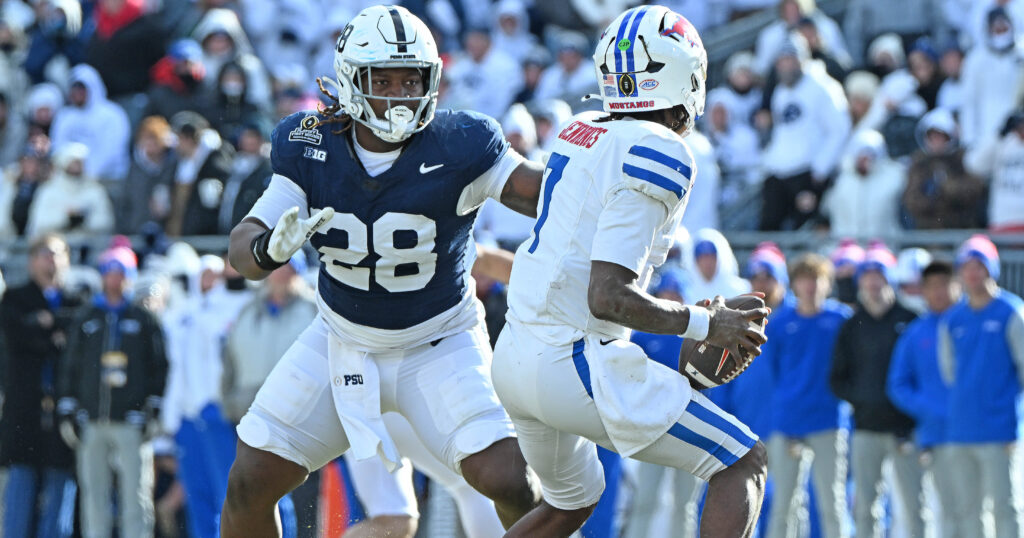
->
[506, 111, 695, 344]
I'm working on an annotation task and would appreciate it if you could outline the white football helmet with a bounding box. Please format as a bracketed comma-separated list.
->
[593, 6, 708, 136]
[328, 5, 441, 143]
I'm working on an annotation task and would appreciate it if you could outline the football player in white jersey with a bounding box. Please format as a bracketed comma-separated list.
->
[220, 6, 546, 537]
[492, 6, 769, 537]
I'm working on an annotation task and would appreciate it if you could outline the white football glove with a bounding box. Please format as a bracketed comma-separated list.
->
[267, 207, 335, 263]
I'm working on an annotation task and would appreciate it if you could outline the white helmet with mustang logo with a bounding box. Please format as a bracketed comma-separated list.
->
[328, 5, 441, 143]
[593, 5, 708, 136]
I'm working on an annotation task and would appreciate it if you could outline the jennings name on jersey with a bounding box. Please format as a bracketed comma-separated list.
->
[506, 110, 696, 344]
[254, 109, 516, 348]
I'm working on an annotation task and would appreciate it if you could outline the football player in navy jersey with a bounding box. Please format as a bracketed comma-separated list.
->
[220, 6, 544, 537]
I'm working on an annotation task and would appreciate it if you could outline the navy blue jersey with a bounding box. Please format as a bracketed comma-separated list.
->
[270, 110, 509, 330]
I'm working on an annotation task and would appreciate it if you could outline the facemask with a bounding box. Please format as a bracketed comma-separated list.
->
[221, 81, 244, 98]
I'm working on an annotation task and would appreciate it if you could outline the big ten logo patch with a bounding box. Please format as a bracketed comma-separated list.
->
[303, 147, 327, 162]
[343, 374, 364, 386]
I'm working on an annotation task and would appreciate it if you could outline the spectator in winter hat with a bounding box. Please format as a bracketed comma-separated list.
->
[50, 65, 131, 182]
[146, 39, 210, 122]
[760, 31, 850, 231]
[57, 243, 166, 538]
[903, 109, 986, 229]
[844, 70, 879, 132]
[26, 142, 114, 237]
[831, 239, 865, 305]
[960, 6, 1024, 147]
[894, 247, 932, 314]
[831, 242, 923, 538]
[25, 82, 63, 137]
[937, 234, 1024, 537]
[821, 129, 905, 239]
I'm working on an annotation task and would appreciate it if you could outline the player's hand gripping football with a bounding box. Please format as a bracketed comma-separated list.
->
[267, 206, 335, 262]
[704, 295, 769, 362]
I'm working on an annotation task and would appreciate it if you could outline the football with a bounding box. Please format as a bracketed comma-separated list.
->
[678, 295, 767, 389]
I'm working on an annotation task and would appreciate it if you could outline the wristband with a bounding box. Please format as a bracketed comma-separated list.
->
[681, 306, 710, 341]
[251, 230, 286, 271]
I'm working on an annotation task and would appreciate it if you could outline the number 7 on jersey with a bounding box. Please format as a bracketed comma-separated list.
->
[527, 152, 570, 253]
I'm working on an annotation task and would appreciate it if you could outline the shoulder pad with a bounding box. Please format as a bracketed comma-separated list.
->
[619, 133, 695, 208]
[270, 111, 327, 179]
[429, 110, 509, 179]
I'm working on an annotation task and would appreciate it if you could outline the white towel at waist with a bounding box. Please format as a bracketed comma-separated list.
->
[327, 330, 402, 471]
[583, 334, 692, 457]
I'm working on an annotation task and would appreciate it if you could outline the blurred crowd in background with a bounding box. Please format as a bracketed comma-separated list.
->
[0, 0, 1022, 241]
[0, 0, 1023, 536]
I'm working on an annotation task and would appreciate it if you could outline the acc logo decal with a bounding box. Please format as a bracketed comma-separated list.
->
[303, 147, 327, 162]
[617, 74, 637, 97]
[603, 85, 617, 97]
[289, 115, 323, 145]
[639, 78, 659, 90]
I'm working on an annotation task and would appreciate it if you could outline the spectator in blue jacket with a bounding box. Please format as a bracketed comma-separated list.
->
[765, 253, 852, 538]
[707, 243, 789, 537]
[938, 234, 1024, 538]
[712, 242, 790, 444]
[887, 260, 959, 538]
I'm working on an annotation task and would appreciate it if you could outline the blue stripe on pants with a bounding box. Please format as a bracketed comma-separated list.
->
[571, 339, 594, 398]
[688, 400, 757, 449]
[667, 422, 740, 466]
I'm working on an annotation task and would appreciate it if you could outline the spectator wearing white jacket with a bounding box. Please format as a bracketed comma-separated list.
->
[681, 130, 722, 232]
[26, 142, 113, 237]
[532, 31, 595, 106]
[761, 33, 851, 231]
[706, 88, 761, 187]
[491, 0, 537, 64]
[960, 7, 1024, 148]
[822, 130, 906, 239]
[49, 65, 130, 182]
[716, 51, 763, 128]
[858, 35, 929, 157]
[754, 0, 851, 76]
[445, 27, 523, 120]
[686, 228, 752, 305]
[161, 255, 253, 538]
[964, 111, 1024, 232]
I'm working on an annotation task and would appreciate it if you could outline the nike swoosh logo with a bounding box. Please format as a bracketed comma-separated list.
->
[600, 339, 615, 345]
[419, 163, 444, 173]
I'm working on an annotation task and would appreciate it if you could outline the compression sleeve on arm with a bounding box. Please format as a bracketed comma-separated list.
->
[456, 149, 526, 216]
[245, 174, 309, 228]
